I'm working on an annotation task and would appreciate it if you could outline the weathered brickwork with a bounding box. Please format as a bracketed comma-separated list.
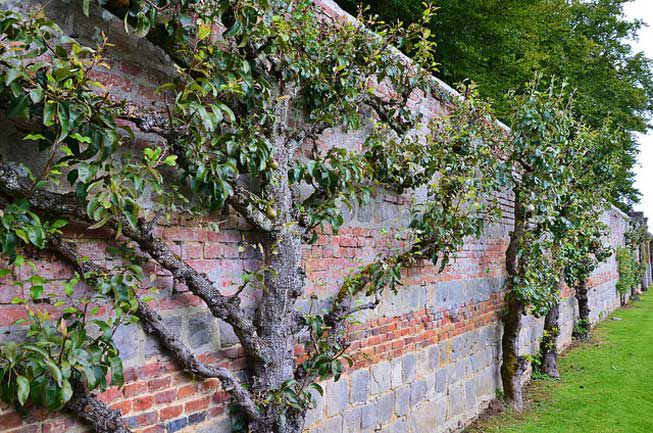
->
[0, 1, 646, 433]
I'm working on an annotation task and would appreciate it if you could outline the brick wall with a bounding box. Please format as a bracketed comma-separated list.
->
[0, 1, 641, 433]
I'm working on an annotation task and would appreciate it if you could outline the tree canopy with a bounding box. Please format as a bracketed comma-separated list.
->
[339, 0, 653, 211]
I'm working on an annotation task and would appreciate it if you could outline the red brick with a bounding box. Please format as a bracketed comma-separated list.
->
[139, 426, 165, 433]
[177, 384, 197, 399]
[184, 396, 210, 413]
[149, 377, 172, 392]
[110, 400, 132, 415]
[159, 405, 183, 421]
[0, 412, 23, 429]
[154, 389, 177, 405]
[203, 243, 224, 259]
[0, 306, 27, 327]
[123, 382, 148, 398]
[132, 395, 154, 412]
[134, 411, 157, 426]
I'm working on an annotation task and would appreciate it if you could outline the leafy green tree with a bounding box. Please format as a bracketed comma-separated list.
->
[339, 0, 653, 211]
[500, 80, 581, 409]
[0, 2, 508, 432]
[538, 122, 618, 375]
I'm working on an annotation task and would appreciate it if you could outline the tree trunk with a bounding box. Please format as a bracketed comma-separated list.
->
[574, 279, 591, 341]
[500, 184, 528, 410]
[249, 100, 307, 433]
[540, 301, 560, 378]
[501, 297, 527, 410]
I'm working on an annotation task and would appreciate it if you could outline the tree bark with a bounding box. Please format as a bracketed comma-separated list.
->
[540, 300, 560, 378]
[501, 184, 527, 410]
[574, 279, 591, 341]
[66, 384, 132, 433]
[501, 297, 527, 410]
[249, 84, 307, 433]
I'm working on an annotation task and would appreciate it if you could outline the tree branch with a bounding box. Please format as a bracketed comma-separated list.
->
[0, 162, 267, 363]
[66, 381, 133, 433]
[47, 235, 261, 421]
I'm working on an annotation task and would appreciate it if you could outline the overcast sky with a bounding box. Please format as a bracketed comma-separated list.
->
[623, 1, 653, 229]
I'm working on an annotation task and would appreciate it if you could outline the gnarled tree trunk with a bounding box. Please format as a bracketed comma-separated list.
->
[66, 383, 133, 433]
[501, 297, 528, 410]
[501, 184, 527, 410]
[540, 299, 560, 378]
[574, 279, 591, 341]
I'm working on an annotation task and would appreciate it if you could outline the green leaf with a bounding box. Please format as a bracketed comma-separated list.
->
[29, 285, 44, 300]
[198, 23, 211, 40]
[56, 102, 70, 142]
[60, 379, 73, 405]
[44, 359, 63, 387]
[16, 375, 29, 406]
[43, 102, 56, 127]
[109, 356, 124, 387]
[29, 87, 44, 104]
[23, 133, 46, 141]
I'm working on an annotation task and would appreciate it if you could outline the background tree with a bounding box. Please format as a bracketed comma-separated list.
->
[339, 0, 653, 211]
[0, 2, 507, 433]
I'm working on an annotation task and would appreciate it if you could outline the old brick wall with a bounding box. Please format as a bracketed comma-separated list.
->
[0, 1, 641, 433]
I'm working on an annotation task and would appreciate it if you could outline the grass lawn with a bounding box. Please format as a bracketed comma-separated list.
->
[465, 292, 653, 433]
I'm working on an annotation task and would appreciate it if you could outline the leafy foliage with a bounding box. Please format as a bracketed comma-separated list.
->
[616, 246, 642, 296]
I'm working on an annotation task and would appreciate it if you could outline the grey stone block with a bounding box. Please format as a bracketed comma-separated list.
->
[380, 419, 409, 433]
[394, 385, 410, 417]
[391, 358, 403, 388]
[371, 361, 392, 395]
[428, 345, 440, 370]
[219, 319, 239, 347]
[435, 369, 447, 394]
[350, 369, 370, 404]
[113, 324, 142, 361]
[465, 380, 476, 411]
[327, 378, 349, 416]
[360, 403, 378, 431]
[448, 385, 465, 418]
[411, 402, 438, 433]
[319, 416, 343, 433]
[305, 387, 325, 427]
[189, 314, 211, 348]
[410, 379, 427, 406]
[376, 392, 394, 425]
[402, 353, 416, 383]
[342, 407, 361, 433]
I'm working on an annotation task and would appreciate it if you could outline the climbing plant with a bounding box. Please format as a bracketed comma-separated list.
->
[0, 2, 508, 433]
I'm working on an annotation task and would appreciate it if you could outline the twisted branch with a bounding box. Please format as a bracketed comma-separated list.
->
[47, 235, 261, 421]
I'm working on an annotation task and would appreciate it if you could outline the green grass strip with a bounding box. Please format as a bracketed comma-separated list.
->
[466, 292, 653, 433]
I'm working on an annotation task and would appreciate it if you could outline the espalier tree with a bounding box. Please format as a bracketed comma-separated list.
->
[0, 2, 508, 432]
[498, 81, 612, 409]
[537, 121, 618, 377]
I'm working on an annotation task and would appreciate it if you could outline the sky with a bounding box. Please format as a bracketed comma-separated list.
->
[623, 1, 653, 230]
